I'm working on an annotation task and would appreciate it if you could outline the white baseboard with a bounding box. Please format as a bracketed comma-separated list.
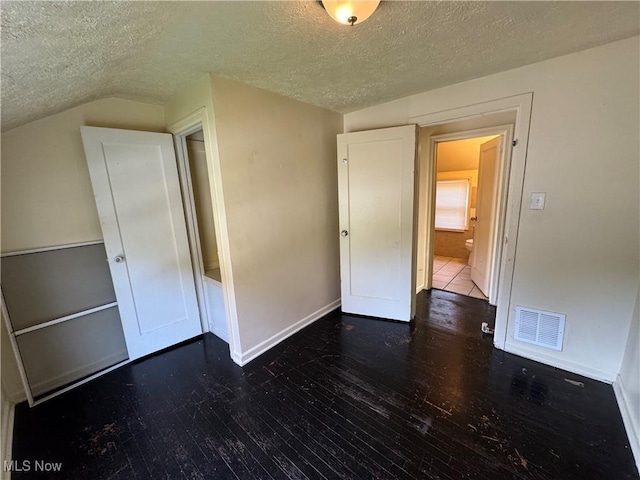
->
[613, 375, 640, 472]
[209, 324, 229, 343]
[30, 350, 128, 397]
[234, 299, 341, 367]
[502, 342, 616, 383]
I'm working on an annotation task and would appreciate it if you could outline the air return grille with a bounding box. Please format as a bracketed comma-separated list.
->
[514, 306, 566, 351]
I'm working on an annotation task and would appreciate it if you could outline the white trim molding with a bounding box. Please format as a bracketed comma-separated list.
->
[233, 300, 341, 366]
[14, 303, 118, 336]
[613, 375, 640, 472]
[0, 240, 104, 258]
[1, 384, 15, 480]
[169, 112, 212, 335]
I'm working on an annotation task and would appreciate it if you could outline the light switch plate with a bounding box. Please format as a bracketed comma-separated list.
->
[530, 192, 546, 210]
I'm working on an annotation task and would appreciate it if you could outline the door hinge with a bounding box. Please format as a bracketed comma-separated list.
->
[512, 139, 518, 147]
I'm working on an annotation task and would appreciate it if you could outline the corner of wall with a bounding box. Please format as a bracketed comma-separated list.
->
[614, 374, 640, 473]
[614, 284, 640, 471]
[235, 299, 341, 367]
[164, 74, 214, 128]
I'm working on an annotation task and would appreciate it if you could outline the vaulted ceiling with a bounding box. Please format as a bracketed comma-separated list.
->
[1, 1, 638, 131]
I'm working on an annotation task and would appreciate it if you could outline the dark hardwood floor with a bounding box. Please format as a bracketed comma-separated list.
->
[10, 290, 639, 479]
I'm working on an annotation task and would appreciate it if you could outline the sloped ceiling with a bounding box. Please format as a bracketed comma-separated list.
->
[1, 1, 639, 131]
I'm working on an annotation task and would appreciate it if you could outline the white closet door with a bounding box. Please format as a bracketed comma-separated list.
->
[337, 125, 418, 322]
[81, 127, 202, 360]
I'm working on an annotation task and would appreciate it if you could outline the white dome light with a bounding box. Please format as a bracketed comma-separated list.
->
[321, 1, 380, 26]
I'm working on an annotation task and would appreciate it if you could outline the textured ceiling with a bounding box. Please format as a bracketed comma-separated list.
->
[1, 1, 639, 131]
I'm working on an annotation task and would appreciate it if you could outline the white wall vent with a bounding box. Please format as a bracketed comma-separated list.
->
[514, 306, 566, 351]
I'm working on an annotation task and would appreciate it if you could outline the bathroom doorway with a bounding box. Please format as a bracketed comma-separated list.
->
[416, 120, 515, 306]
[431, 135, 499, 300]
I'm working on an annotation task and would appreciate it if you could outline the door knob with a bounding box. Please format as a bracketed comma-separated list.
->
[470, 216, 477, 221]
[113, 255, 125, 263]
[341, 230, 349, 237]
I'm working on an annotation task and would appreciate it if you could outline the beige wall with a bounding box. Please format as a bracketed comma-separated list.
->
[1, 98, 166, 253]
[434, 232, 471, 260]
[347, 36, 640, 382]
[210, 77, 343, 353]
[164, 76, 215, 131]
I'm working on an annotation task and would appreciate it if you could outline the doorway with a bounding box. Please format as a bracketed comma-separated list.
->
[417, 122, 514, 308]
[338, 94, 531, 349]
[174, 127, 229, 343]
[430, 135, 501, 301]
[168, 107, 240, 364]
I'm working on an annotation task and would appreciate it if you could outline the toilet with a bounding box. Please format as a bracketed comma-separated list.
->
[465, 239, 474, 252]
[465, 239, 474, 266]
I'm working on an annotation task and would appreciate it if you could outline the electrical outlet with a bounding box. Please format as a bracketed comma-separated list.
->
[530, 192, 546, 210]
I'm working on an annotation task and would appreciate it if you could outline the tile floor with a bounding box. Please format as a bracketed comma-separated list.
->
[432, 255, 487, 300]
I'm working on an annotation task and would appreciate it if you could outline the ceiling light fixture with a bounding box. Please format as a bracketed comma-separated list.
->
[321, 0, 380, 26]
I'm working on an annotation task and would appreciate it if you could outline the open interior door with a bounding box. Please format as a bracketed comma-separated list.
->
[471, 136, 501, 297]
[337, 125, 418, 322]
[81, 127, 202, 360]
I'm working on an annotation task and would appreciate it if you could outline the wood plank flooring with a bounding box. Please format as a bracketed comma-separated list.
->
[10, 290, 639, 479]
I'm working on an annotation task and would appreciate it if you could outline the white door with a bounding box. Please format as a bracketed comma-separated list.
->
[337, 125, 418, 322]
[81, 127, 202, 360]
[471, 137, 501, 297]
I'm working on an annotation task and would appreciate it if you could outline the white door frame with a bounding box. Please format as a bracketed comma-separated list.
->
[167, 108, 242, 363]
[412, 93, 533, 351]
[170, 122, 211, 334]
[426, 125, 513, 305]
